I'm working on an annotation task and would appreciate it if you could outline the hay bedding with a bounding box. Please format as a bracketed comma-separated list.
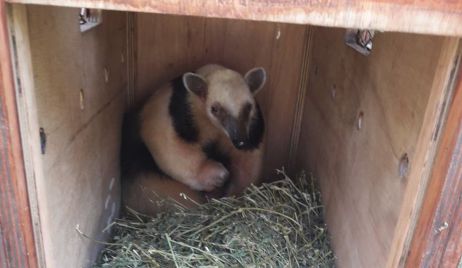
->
[94, 170, 335, 267]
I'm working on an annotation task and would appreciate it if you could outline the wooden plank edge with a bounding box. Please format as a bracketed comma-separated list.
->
[0, 1, 38, 268]
[386, 38, 461, 268]
[288, 26, 312, 173]
[405, 47, 462, 268]
[7, 4, 48, 267]
[5, 0, 462, 37]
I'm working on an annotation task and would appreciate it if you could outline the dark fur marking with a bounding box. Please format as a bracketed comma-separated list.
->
[169, 76, 199, 143]
[202, 141, 231, 169]
[244, 104, 265, 150]
[202, 141, 231, 197]
[211, 103, 230, 126]
[120, 110, 167, 179]
[216, 102, 264, 151]
[239, 103, 252, 122]
[214, 105, 236, 139]
[238, 102, 252, 139]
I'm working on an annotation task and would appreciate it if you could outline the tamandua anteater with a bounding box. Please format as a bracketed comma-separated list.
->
[122, 64, 266, 214]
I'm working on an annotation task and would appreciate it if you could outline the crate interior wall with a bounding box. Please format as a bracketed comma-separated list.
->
[294, 28, 458, 267]
[10, 5, 128, 268]
[9, 4, 459, 268]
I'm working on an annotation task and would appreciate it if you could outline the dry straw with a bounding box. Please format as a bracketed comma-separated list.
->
[94, 170, 335, 267]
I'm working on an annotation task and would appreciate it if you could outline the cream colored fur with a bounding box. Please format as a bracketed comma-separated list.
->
[139, 64, 264, 197]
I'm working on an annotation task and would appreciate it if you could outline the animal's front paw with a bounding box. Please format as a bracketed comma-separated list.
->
[193, 161, 229, 191]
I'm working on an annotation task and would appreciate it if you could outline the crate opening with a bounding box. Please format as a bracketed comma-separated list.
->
[10, 5, 457, 268]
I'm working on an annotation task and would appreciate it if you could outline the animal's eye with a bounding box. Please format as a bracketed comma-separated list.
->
[211, 105, 219, 114]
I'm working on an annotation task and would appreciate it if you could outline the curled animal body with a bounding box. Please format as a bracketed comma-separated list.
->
[121, 112, 206, 214]
[121, 64, 266, 215]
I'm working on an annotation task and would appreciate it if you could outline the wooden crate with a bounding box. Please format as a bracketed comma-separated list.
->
[0, 1, 461, 267]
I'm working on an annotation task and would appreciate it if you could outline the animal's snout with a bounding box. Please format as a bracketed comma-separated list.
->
[225, 118, 250, 150]
[232, 139, 247, 149]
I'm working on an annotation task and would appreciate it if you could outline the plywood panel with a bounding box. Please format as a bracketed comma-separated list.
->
[0, 2, 38, 268]
[25, 6, 127, 268]
[8, 5, 47, 266]
[406, 60, 462, 268]
[6, 0, 462, 36]
[135, 13, 307, 178]
[386, 38, 459, 268]
[295, 28, 449, 267]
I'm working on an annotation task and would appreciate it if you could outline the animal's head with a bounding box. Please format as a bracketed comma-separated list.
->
[182, 64, 266, 150]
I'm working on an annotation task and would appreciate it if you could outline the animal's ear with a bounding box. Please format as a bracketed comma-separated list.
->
[244, 67, 267, 95]
[182, 72, 208, 99]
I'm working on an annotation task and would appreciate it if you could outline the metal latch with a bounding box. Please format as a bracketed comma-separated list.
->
[79, 8, 102, 32]
[345, 29, 375, 56]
